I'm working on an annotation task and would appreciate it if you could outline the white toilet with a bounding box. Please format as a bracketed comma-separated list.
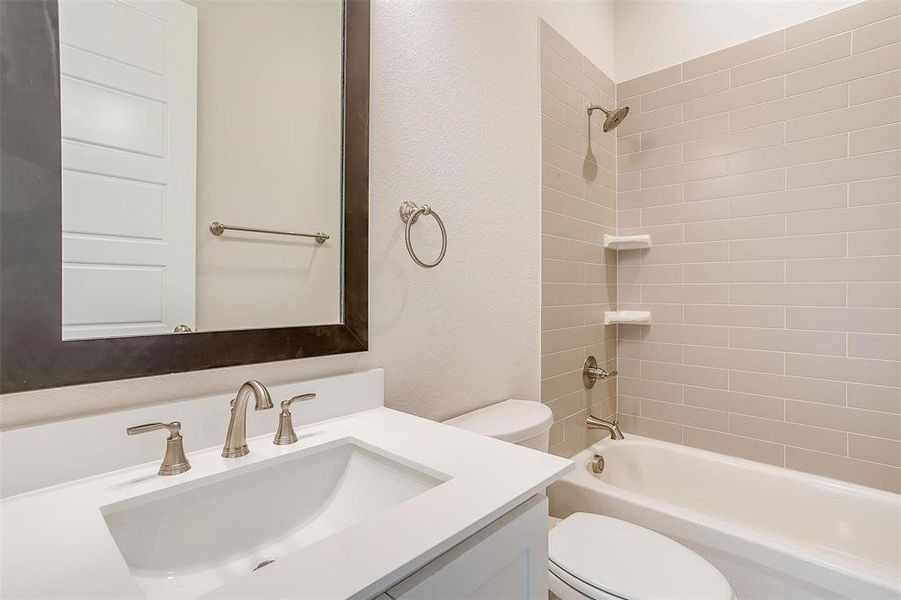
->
[446, 400, 735, 600]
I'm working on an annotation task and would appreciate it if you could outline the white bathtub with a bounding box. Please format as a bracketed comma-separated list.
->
[548, 434, 901, 599]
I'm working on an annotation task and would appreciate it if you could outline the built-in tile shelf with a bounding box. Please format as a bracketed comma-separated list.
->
[603, 234, 651, 250]
[604, 310, 652, 326]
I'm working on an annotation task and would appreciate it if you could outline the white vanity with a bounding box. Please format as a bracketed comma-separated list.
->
[0, 370, 572, 599]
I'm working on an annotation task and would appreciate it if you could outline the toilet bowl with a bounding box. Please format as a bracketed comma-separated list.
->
[445, 400, 735, 600]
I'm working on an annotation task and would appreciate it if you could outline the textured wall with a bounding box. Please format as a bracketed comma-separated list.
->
[0, 1, 615, 430]
[539, 22, 618, 457]
[613, 0, 901, 492]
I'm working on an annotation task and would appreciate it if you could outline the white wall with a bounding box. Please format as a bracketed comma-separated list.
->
[191, 0, 343, 330]
[615, 0, 861, 81]
[0, 0, 615, 429]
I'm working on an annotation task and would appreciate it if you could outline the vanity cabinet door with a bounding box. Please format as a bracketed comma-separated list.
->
[385, 495, 548, 600]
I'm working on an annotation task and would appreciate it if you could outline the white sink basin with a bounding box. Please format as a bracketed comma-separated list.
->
[101, 439, 443, 600]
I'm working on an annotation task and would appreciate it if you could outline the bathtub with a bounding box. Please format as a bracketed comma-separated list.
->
[547, 434, 901, 599]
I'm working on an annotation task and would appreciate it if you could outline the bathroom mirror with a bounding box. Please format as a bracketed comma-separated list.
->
[0, 0, 369, 391]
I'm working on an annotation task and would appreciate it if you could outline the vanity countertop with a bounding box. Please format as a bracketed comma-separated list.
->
[0, 407, 572, 599]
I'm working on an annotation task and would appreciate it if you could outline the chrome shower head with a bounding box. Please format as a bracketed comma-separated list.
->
[587, 104, 630, 132]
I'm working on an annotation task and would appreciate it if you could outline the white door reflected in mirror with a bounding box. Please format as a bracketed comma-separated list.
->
[59, 0, 344, 340]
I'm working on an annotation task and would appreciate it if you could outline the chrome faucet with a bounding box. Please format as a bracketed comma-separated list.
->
[222, 380, 273, 457]
[587, 414, 625, 440]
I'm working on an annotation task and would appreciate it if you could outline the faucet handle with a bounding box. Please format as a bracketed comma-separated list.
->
[127, 421, 191, 476]
[273, 393, 316, 446]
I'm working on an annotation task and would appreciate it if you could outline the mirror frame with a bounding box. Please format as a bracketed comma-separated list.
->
[0, 0, 369, 393]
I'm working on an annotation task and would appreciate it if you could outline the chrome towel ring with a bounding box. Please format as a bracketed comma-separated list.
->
[399, 201, 447, 268]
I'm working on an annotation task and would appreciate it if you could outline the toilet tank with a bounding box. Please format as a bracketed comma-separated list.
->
[444, 400, 554, 452]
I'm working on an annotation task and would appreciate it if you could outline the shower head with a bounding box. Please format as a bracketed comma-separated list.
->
[587, 104, 630, 132]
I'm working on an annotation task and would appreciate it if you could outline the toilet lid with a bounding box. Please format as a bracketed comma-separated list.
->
[549, 513, 733, 600]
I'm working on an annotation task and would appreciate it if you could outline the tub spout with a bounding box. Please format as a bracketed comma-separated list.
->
[587, 414, 624, 440]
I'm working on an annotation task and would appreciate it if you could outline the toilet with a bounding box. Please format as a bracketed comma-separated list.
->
[446, 400, 735, 600]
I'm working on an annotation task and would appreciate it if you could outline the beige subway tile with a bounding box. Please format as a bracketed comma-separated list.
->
[787, 42, 901, 96]
[584, 263, 617, 286]
[542, 324, 602, 354]
[546, 390, 585, 424]
[617, 413, 684, 443]
[618, 133, 641, 155]
[788, 306, 901, 334]
[787, 0, 901, 49]
[542, 371, 583, 403]
[731, 414, 847, 455]
[731, 83, 848, 131]
[685, 261, 785, 283]
[684, 31, 784, 80]
[565, 239, 606, 264]
[686, 215, 785, 243]
[849, 333, 901, 360]
[618, 224, 685, 245]
[854, 14, 901, 54]
[684, 426, 784, 466]
[585, 181, 616, 210]
[617, 395, 641, 415]
[642, 398, 729, 431]
[543, 138, 586, 178]
[642, 199, 730, 226]
[642, 360, 729, 389]
[643, 114, 729, 150]
[618, 144, 683, 173]
[849, 229, 901, 256]
[685, 168, 785, 202]
[541, 89, 568, 123]
[542, 348, 585, 378]
[684, 386, 784, 419]
[685, 345, 785, 374]
[787, 95, 901, 142]
[851, 69, 901, 104]
[542, 259, 583, 285]
[787, 256, 901, 282]
[543, 162, 584, 198]
[582, 57, 616, 99]
[542, 210, 584, 240]
[543, 234, 567, 259]
[730, 327, 846, 356]
[787, 150, 901, 188]
[542, 185, 569, 214]
[618, 209, 641, 228]
[618, 358, 641, 378]
[849, 282, 901, 307]
[787, 446, 901, 493]
[849, 382, 901, 413]
[618, 340, 684, 364]
[541, 66, 583, 112]
[850, 176, 900, 206]
[540, 43, 565, 77]
[617, 65, 682, 100]
[617, 104, 682, 137]
[729, 283, 847, 306]
[787, 398, 901, 440]
[731, 234, 847, 261]
[850, 123, 901, 156]
[640, 242, 730, 265]
[787, 202, 901, 235]
[730, 370, 847, 405]
[643, 283, 729, 304]
[621, 323, 729, 347]
[540, 20, 583, 67]
[619, 302, 684, 324]
[684, 123, 784, 161]
[684, 304, 784, 327]
[562, 60, 598, 104]
[618, 185, 683, 210]
[732, 32, 852, 88]
[618, 264, 683, 285]
[684, 77, 785, 122]
[786, 353, 901, 387]
[641, 71, 730, 112]
[730, 184, 848, 217]
[850, 434, 901, 467]
[731, 134, 848, 174]
[618, 376, 684, 403]
[642, 157, 731, 188]
[542, 115, 583, 157]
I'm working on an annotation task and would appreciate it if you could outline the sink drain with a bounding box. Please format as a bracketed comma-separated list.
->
[253, 559, 276, 572]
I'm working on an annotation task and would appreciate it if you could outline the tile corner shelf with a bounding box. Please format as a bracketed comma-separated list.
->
[604, 310, 652, 325]
[603, 234, 651, 250]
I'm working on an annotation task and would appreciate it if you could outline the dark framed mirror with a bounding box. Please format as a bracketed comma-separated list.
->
[0, 0, 369, 393]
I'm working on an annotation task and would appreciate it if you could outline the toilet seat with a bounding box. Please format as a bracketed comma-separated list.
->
[548, 513, 734, 600]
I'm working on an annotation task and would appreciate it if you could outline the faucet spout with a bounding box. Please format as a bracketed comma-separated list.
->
[587, 414, 625, 440]
[222, 380, 273, 457]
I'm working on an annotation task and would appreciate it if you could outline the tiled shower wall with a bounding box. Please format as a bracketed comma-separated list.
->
[539, 21, 617, 457]
[613, 0, 901, 492]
